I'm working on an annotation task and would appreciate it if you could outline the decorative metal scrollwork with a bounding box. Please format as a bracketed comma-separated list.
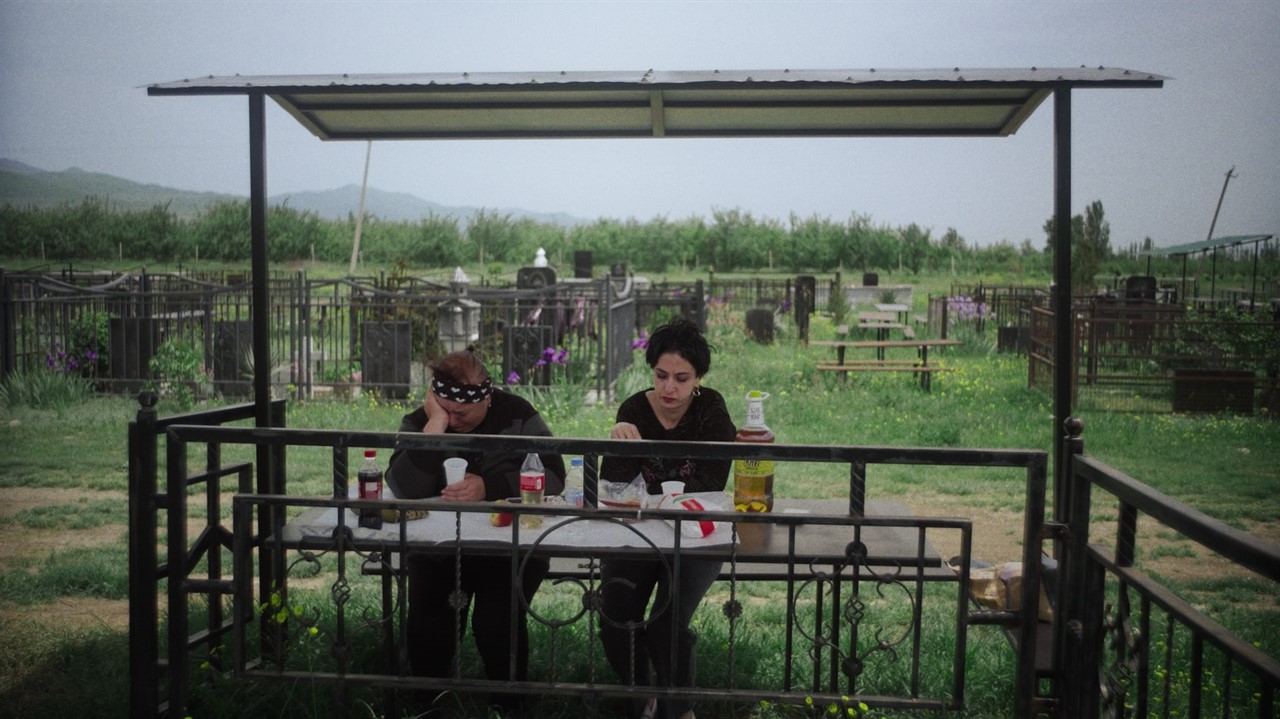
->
[790, 545, 918, 688]
[522, 515, 675, 631]
[268, 523, 408, 671]
[1100, 583, 1141, 719]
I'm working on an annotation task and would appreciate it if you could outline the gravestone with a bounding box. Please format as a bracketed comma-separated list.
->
[574, 250, 594, 279]
[211, 320, 252, 396]
[504, 325, 554, 386]
[795, 275, 815, 342]
[1170, 369, 1255, 415]
[361, 321, 411, 399]
[745, 308, 774, 345]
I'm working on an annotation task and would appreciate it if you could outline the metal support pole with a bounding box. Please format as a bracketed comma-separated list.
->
[1052, 87, 1074, 522]
[1211, 248, 1218, 301]
[0, 268, 14, 380]
[1058, 417, 1090, 718]
[1250, 242, 1259, 310]
[249, 93, 270, 433]
[247, 94, 284, 656]
[128, 391, 160, 718]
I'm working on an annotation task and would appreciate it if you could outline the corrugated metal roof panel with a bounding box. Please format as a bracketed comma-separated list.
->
[147, 67, 1165, 92]
[1142, 234, 1275, 257]
[148, 67, 1164, 141]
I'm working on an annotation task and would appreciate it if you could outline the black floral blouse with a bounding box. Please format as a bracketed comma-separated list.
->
[600, 386, 737, 493]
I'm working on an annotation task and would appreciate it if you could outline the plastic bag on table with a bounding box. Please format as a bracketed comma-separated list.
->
[599, 475, 648, 519]
[657, 493, 725, 538]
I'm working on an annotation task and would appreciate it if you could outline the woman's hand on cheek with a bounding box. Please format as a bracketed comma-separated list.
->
[423, 391, 448, 433]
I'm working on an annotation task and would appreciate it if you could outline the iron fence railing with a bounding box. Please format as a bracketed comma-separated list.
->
[128, 396, 1053, 718]
[1, 270, 641, 402]
[1061, 423, 1280, 719]
[1027, 304, 1280, 414]
[125, 399, 1279, 718]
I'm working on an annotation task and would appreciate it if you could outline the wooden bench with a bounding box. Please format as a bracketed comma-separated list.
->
[816, 362, 954, 390]
[812, 338, 962, 391]
[816, 360, 920, 369]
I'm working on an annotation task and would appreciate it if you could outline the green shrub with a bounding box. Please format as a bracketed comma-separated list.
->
[0, 368, 94, 411]
[147, 336, 208, 408]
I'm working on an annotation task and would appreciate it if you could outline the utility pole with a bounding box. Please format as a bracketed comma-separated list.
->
[1205, 166, 1237, 243]
[348, 141, 373, 276]
[1195, 167, 1236, 299]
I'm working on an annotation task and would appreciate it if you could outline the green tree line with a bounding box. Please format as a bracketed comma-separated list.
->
[5, 196, 1233, 279]
[0, 198, 1048, 275]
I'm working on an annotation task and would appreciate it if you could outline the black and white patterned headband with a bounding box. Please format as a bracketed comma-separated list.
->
[432, 376, 492, 403]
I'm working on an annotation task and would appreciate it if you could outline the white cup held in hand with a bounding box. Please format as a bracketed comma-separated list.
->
[443, 457, 467, 486]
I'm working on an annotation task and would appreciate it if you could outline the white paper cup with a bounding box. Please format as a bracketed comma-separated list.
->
[661, 481, 685, 496]
[443, 457, 467, 486]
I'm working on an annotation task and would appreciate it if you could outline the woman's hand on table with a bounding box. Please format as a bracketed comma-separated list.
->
[440, 472, 486, 502]
[610, 421, 641, 440]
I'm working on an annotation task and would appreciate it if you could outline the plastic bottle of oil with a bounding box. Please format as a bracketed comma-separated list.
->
[733, 390, 774, 512]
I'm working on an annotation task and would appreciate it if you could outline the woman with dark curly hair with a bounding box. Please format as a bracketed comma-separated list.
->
[599, 317, 736, 719]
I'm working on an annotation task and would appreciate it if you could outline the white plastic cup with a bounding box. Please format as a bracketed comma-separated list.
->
[659, 481, 686, 508]
[443, 457, 467, 486]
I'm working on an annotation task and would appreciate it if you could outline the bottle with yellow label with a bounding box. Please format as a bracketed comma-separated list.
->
[733, 390, 774, 512]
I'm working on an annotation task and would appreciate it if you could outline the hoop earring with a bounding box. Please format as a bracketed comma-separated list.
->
[692, 386, 702, 397]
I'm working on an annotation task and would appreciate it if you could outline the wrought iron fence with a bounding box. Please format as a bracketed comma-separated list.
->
[128, 396, 1054, 718]
[0, 267, 293, 395]
[1027, 303, 1280, 414]
[124, 398, 1278, 717]
[1, 269, 641, 402]
[944, 283, 1051, 353]
[1061, 422, 1280, 718]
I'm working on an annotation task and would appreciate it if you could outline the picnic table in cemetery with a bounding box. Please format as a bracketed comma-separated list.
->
[850, 310, 916, 343]
[813, 338, 962, 391]
[874, 302, 912, 324]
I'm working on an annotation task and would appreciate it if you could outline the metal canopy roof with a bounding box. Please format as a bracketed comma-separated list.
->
[1141, 234, 1274, 257]
[147, 67, 1164, 141]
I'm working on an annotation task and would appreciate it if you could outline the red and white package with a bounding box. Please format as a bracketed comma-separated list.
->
[660, 494, 723, 538]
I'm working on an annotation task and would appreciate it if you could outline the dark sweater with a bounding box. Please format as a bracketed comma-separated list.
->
[385, 390, 565, 501]
[600, 387, 737, 493]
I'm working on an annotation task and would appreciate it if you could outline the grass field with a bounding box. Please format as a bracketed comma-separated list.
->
[1, 297, 1276, 718]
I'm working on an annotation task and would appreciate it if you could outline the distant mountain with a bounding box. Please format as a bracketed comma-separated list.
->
[0, 161, 240, 217]
[0, 159, 591, 227]
[271, 184, 590, 227]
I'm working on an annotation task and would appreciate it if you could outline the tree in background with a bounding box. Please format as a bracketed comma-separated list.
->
[1043, 206, 1103, 291]
[931, 226, 967, 274]
[466, 209, 518, 266]
[899, 222, 931, 274]
[1076, 200, 1110, 291]
[0, 197, 1145, 280]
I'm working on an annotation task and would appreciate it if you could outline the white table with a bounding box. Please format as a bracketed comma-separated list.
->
[277, 494, 945, 574]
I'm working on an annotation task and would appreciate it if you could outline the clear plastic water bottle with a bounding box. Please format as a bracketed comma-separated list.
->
[564, 457, 584, 507]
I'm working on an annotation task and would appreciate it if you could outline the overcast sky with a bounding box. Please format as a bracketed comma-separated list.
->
[1, 0, 1276, 250]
